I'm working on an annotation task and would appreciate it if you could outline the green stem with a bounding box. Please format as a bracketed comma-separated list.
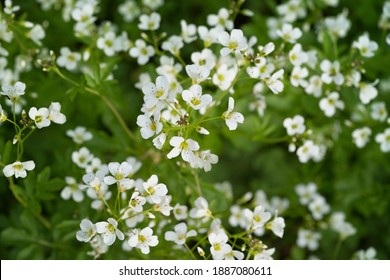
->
[332, 237, 343, 260]
[184, 243, 197, 260]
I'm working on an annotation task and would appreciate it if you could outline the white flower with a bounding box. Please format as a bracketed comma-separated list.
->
[371, 102, 388, 122]
[212, 64, 236, 91]
[191, 48, 216, 70]
[267, 213, 285, 238]
[28, 107, 51, 128]
[76, 219, 97, 242]
[352, 127, 372, 148]
[295, 182, 317, 205]
[48, 102, 67, 124]
[189, 196, 212, 219]
[296, 140, 321, 163]
[182, 84, 212, 110]
[95, 218, 124, 246]
[2, 160, 35, 178]
[185, 64, 210, 84]
[323, 11, 351, 40]
[265, 69, 284, 94]
[353, 33, 378, 58]
[297, 229, 321, 251]
[118, 0, 140, 22]
[138, 12, 161, 31]
[66, 126, 93, 144]
[1, 81, 26, 102]
[308, 195, 330, 220]
[218, 29, 248, 56]
[142, 0, 163, 10]
[207, 8, 233, 30]
[320, 60, 344, 85]
[104, 162, 133, 186]
[224, 247, 245, 260]
[72, 147, 94, 168]
[129, 39, 155, 65]
[141, 174, 168, 204]
[136, 113, 163, 139]
[319, 92, 344, 117]
[375, 128, 390, 152]
[330, 212, 356, 239]
[142, 75, 170, 109]
[276, 0, 306, 22]
[197, 26, 221, 47]
[289, 43, 308, 66]
[283, 115, 306, 136]
[56, 47, 81, 71]
[97, 31, 117, 57]
[254, 248, 275, 260]
[355, 247, 377, 260]
[128, 227, 158, 254]
[208, 231, 230, 259]
[173, 204, 188, 220]
[290, 66, 309, 87]
[276, 23, 302, 43]
[129, 191, 146, 212]
[165, 222, 197, 245]
[61, 176, 84, 202]
[229, 205, 247, 229]
[305, 75, 323, 97]
[180, 20, 197, 43]
[222, 97, 244, 130]
[167, 136, 200, 163]
[161, 35, 183, 56]
[153, 133, 167, 149]
[153, 195, 173, 216]
[359, 82, 378, 104]
[245, 206, 272, 229]
[199, 150, 219, 172]
[27, 24, 45, 46]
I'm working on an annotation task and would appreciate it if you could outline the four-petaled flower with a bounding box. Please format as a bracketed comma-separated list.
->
[128, 227, 159, 254]
[95, 218, 124, 246]
[222, 97, 244, 130]
[164, 222, 197, 245]
[2, 160, 35, 178]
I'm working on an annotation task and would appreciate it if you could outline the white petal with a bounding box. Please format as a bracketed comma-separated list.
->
[95, 222, 108, 233]
[2, 165, 14, 177]
[22, 160, 35, 171]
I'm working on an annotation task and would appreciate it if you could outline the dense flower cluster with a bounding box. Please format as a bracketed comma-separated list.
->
[1, 0, 389, 260]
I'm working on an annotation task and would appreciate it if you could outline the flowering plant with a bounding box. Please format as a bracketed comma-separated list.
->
[0, 0, 389, 260]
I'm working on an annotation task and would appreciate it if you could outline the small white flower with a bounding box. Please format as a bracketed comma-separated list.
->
[308, 195, 330, 220]
[61, 176, 84, 202]
[56, 47, 81, 71]
[245, 206, 272, 229]
[165, 222, 197, 245]
[2, 160, 35, 178]
[28, 107, 51, 128]
[167, 136, 200, 164]
[276, 23, 302, 43]
[218, 29, 248, 56]
[27, 24, 45, 46]
[265, 69, 284, 94]
[141, 174, 168, 204]
[375, 128, 390, 152]
[224, 247, 245, 260]
[199, 150, 219, 172]
[283, 115, 306, 136]
[1, 81, 26, 102]
[138, 12, 161, 31]
[254, 248, 275, 260]
[128, 227, 158, 254]
[185, 64, 210, 84]
[173, 203, 188, 220]
[161, 35, 183, 56]
[319, 92, 344, 117]
[305, 75, 323, 97]
[191, 48, 216, 70]
[359, 82, 378, 104]
[288, 43, 308, 66]
[297, 229, 321, 251]
[118, 0, 140, 22]
[189, 196, 212, 219]
[266, 213, 285, 238]
[153, 133, 167, 149]
[180, 20, 197, 43]
[290, 66, 309, 88]
[129, 39, 155, 65]
[207, 8, 233, 30]
[96, 218, 125, 246]
[72, 147, 94, 168]
[104, 161, 133, 186]
[182, 84, 212, 110]
[66, 126, 93, 144]
[136, 113, 163, 139]
[296, 140, 321, 163]
[229, 205, 247, 228]
[371, 102, 388, 122]
[142, 75, 170, 109]
[353, 33, 378, 58]
[320, 60, 344, 85]
[295, 182, 317, 205]
[355, 247, 377, 260]
[48, 102, 66, 124]
[97, 31, 117, 57]
[212, 64, 237, 91]
[352, 127, 372, 148]
[222, 97, 244, 130]
[76, 219, 97, 242]
[129, 191, 146, 212]
[208, 231, 230, 259]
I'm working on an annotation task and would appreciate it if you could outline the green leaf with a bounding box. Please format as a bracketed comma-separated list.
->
[1, 227, 36, 245]
[322, 31, 336, 60]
